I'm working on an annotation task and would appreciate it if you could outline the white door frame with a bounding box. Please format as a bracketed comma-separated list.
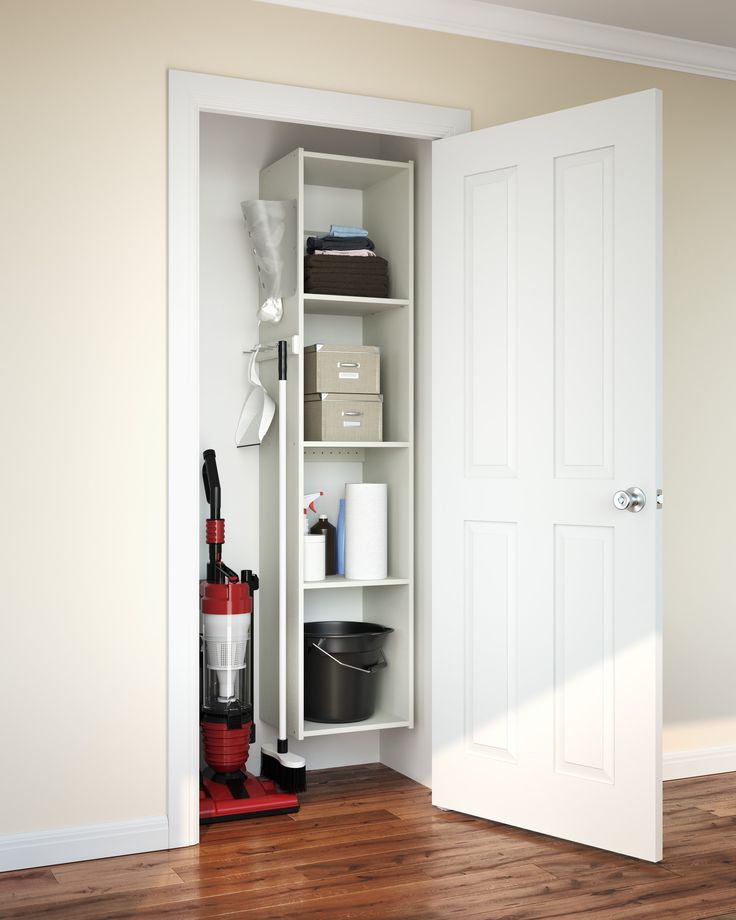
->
[167, 69, 470, 849]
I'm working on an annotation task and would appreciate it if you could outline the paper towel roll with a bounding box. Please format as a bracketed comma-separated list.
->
[345, 483, 388, 580]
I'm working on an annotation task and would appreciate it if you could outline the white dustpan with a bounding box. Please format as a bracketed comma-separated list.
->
[235, 348, 276, 447]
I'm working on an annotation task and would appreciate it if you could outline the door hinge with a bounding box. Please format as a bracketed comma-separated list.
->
[656, 489, 663, 509]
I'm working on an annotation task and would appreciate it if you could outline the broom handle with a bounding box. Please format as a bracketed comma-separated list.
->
[277, 341, 287, 744]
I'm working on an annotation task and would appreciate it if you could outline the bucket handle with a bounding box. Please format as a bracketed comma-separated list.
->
[310, 642, 387, 674]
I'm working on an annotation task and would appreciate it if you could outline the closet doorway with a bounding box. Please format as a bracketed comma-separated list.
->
[168, 70, 469, 850]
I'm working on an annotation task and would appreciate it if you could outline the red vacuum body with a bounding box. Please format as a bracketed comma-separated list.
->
[199, 449, 299, 822]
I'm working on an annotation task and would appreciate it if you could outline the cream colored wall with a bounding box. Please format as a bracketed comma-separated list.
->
[1, 0, 733, 835]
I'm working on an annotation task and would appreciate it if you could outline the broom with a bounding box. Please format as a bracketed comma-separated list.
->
[260, 340, 306, 793]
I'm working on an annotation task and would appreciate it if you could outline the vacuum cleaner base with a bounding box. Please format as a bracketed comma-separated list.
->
[199, 770, 299, 823]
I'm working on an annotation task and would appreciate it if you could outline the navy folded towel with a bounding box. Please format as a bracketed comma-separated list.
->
[307, 235, 375, 253]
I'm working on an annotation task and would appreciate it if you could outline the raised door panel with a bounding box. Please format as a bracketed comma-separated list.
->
[464, 521, 517, 763]
[554, 148, 614, 479]
[554, 524, 614, 783]
[464, 168, 517, 479]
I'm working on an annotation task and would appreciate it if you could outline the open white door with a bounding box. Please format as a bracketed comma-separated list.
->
[431, 90, 662, 861]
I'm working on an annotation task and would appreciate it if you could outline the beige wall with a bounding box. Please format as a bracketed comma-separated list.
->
[1, 0, 734, 835]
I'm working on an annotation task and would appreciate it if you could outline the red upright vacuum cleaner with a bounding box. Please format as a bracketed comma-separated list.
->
[199, 448, 299, 822]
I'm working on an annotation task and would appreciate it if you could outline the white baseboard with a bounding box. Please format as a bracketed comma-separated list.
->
[663, 745, 736, 781]
[3, 747, 735, 872]
[0, 816, 169, 873]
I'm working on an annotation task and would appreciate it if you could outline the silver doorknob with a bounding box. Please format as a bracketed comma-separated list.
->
[613, 487, 646, 512]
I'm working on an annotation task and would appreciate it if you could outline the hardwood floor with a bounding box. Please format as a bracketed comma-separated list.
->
[2, 764, 736, 919]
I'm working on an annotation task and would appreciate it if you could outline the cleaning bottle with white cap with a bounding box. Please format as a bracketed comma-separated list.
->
[310, 515, 337, 576]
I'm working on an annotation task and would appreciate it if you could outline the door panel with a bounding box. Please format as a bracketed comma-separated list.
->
[465, 520, 517, 762]
[465, 167, 517, 478]
[554, 523, 614, 783]
[431, 90, 662, 861]
[554, 147, 614, 478]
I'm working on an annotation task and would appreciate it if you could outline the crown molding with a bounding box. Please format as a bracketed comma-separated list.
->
[256, 0, 736, 81]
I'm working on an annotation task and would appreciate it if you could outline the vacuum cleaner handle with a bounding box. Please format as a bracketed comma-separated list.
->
[202, 449, 221, 520]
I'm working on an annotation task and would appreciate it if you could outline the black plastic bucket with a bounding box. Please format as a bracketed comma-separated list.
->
[304, 621, 394, 723]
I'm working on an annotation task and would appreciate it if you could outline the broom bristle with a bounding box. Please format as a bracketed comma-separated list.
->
[259, 749, 279, 782]
[277, 762, 307, 794]
[261, 750, 307, 794]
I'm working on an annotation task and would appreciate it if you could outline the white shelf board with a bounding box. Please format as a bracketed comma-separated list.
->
[302, 710, 411, 737]
[304, 441, 409, 449]
[303, 575, 410, 590]
[303, 151, 410, 190]
[303, 294, 409, 316]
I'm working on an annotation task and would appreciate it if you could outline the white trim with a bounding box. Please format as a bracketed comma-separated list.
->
[664, 745, 736, 781]
[0, 817, 169, 873]
[256, 0, 736, 82]
[167, 69, 470, 850]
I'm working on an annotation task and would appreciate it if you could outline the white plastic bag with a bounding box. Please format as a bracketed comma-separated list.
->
[241, 200, 297, 323]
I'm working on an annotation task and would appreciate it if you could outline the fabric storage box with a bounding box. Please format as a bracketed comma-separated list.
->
[305, 393, 383, 441]
[304, 344, 380, 395]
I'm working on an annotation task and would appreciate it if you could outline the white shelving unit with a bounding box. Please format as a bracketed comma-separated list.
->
[257, 148, 414, 741]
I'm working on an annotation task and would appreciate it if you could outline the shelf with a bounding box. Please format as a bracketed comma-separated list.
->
[303, 294, 409, 316]
[303, 575, 410, 590]
[303, 151, 410, 190]
[302, 709, 411, 737]
[304, 441, 409, 449]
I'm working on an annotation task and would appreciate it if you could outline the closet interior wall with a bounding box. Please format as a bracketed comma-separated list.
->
[199, 113, 429, 776]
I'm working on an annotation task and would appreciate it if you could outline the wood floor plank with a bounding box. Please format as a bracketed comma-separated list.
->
[0, 866, 184, 912]
[3, 766, 736, 920]
[710, 801, 736, 817]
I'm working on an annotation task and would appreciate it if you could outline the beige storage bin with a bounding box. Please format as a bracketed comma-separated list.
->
[304, 343, 380, 395]
[304, 393, 383, 442]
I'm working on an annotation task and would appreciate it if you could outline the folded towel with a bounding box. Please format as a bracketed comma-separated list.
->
[307, 235, 375, 253]
[329, 225, 369, 237]
[314, 249, 376, 257]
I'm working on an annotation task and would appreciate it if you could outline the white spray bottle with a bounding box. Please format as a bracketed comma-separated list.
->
[303, 491, 325, 581]
[303, 491, 324, 533]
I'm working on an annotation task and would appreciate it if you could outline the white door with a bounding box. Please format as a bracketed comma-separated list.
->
[431, 90, 662, 861]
